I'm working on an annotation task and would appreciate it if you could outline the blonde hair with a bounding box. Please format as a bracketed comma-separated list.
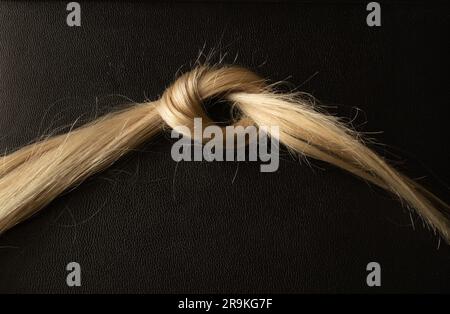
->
[1, 65, 449, 242]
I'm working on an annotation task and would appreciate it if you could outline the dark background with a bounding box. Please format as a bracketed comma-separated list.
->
[0, 1, 449, 293]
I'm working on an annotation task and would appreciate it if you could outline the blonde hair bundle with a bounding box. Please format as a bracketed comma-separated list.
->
[0, 65, 449, 242]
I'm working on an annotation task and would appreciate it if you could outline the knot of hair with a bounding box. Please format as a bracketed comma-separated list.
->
[157, 65, 266, 141]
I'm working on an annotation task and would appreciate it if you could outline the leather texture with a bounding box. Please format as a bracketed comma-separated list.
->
[0, 1, 449, 293]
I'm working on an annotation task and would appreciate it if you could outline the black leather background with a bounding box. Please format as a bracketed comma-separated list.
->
[0, 1, 449, 293]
